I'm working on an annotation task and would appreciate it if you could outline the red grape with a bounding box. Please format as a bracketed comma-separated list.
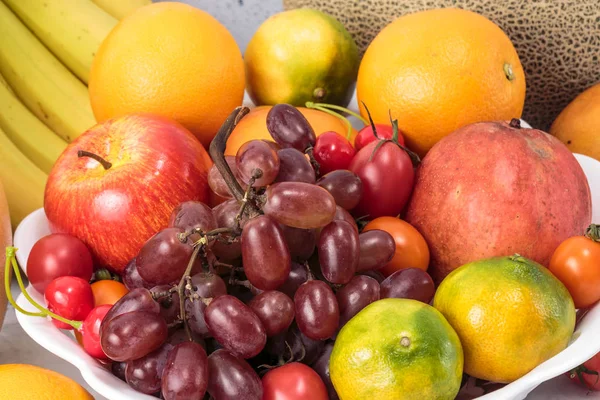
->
[185, 295, 211, 338]
[275, 148, 316, 184]
[358, 269, 385, 283]
[103, 288, 160, 325]
[357, 229, 396, 271]
[263, 182, 336, 229]
[318, 206, 358, 239]
[316, 170, 363, 211]
[236, 140, 280, 187]
[278, 262, 309, 298]
[81, 304, 111, 360]
[313, 131, 356, 174]
[212, 199, 243, 261]
[380, 268, 435, 304]
[190, 272, 227, 298]
[112, 362, 127, 381]
[100, 310, 168, 362]
[207, 349, 263, 400]
[241, 215, 291, 290]
[150, 285, 180, 325]
[279, 224, 316, 261]
[45, 276, 94, 330]
[337, 275, 380, 328]
[122, 258, 152, 290]
[204, 295, 267, 359]
[318, 220, 359, 284]
[249, 291, 295, 337]
[168, 201, 217, 236]
[294, 281, 339, 340]
[27, 233, 93, 295]
[136, 227, 193, 286]
[125, 342, 172, 394]
[311, 342, 339, 400]
[162, 342, 209, 400]
[208, 156, 245, 198]
[266, 104, 316, 151]
[265, 325, 324, 365]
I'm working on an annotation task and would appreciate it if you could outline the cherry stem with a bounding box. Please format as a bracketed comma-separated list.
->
[305, 102, 353, 141]
[209, 107, 250, 202]
[177, 244, 203, 341]
[4, 247, 81, 329]
[305, 101, 368, 125]
[77, 150, 112, 170]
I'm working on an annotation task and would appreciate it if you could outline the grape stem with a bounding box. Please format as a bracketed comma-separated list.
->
[177, 244, 203, 341]
[304, 147, 320, 176]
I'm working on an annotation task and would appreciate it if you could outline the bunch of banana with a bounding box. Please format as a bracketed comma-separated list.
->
[0, 0, 151, 227]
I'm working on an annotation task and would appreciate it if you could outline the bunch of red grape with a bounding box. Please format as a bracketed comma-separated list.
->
[99, 104, 435, 400]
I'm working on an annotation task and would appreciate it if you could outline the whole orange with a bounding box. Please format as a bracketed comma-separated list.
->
[551, 83, 600, 161]
[225, 106, 357, 156]
[89, 2, 245, 148]
[357, 8, 525, 157]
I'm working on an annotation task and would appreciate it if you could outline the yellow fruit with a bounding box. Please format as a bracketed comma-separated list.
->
[551, 83, 600, 161]
[0, 364, 93, 399]
[0, 180, 11, 330]
[331, 298, 463, 400]
[245, 8, 359, 107]
[225, 106, 357, 156]
[433, 255, 576, 383]
[92, 0, 151, 19]
[89, 2, 245, 148]
[357, 8, 525, 157]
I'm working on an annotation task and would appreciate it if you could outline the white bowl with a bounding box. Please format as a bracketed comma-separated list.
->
[13, 153, 600, 400]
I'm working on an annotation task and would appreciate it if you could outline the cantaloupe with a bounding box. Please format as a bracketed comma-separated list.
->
[0, 180, 12, 330]
[284, 0, 600, 130]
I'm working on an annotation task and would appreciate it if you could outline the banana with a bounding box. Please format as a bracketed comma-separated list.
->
[0, 73, 67, 174]
[0, 125, 46, 228]
[0, 1, 96, 143]
[3, 0, 117, 84]
[92, 0, 151, 19]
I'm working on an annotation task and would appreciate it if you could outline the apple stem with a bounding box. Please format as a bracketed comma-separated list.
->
[77, 150, 112, 170]
[509, 119, 521, 129]
[209, 107, 250, 203]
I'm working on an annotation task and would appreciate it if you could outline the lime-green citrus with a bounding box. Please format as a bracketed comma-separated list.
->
[244, 8, 359, 107]
[330, 298, 463, 400]
[434, 255, 576, 383]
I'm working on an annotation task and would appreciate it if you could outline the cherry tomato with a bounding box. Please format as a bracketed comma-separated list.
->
[27, 233, 93, 295]
[363, 217, 429, 277]
[313, 131, 356, 175]
[91, 280, 129, 307]
[81, 304, 112, 360]
[549, 226, 600, 309]
[262, 362, 328, 400]
[45, 276, 94, 330]
[349, 140, 414, 218]
[567, 351, 600, 391]
[354, 124, 404, 151]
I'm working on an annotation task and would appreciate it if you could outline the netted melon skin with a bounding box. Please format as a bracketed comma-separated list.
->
[283, 0, 600, 130]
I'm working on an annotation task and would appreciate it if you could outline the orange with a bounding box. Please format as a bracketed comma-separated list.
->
[0, 364, 93, 399]
[357, 8, 525, 157]
[89, 2, 245, 148]
[433, 255, 575, 383]
[91, 280, 129, 306]
[551, 83, 600, 161]
[225, 106, 357, 156]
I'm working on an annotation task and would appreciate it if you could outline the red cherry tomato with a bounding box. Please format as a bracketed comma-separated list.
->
[262, 362, 328, 400]
[313, 131, 356, 175]
[567, 351, 600, 391]
[349, 140, 415, 218]
[27, 233, 94, 295]
[354, 124, 404, 151]
[81, 304, 112, 360]
[45, 276, 94, 330]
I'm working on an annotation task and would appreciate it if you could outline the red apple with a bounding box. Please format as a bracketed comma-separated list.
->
[44, 114, 213, 273]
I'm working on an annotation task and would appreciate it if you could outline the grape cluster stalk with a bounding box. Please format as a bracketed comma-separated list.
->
[95, 104, 435, 400]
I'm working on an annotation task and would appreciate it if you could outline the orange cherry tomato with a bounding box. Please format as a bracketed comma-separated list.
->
[91, 280, 129, 307]
[363, 216, 430, 277]
[549, 225, 600, 309]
